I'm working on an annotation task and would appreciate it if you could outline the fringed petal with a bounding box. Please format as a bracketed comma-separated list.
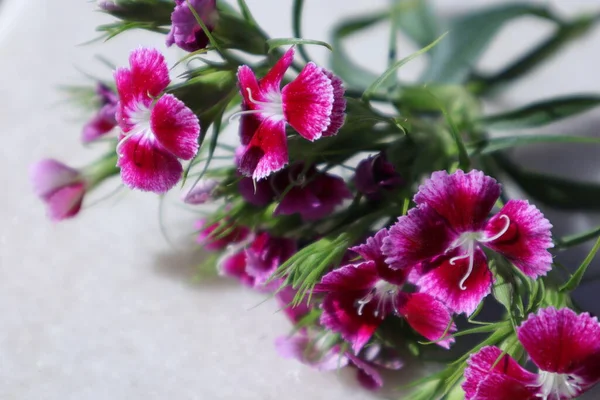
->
[150, 94, 200, 160]
[238, 118, 288, 180]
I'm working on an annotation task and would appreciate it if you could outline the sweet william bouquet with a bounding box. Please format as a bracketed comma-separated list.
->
[31, 0, 600, 398]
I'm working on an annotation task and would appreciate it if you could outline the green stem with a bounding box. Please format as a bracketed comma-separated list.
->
[82, 152, 120, 189]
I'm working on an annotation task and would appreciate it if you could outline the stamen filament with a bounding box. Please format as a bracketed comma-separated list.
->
[458, 241, 475, 290]
[479, 214, 510, 243]
[246, 87, 282, 107]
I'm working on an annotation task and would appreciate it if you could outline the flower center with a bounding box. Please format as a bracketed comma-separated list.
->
[536, 371, 583, 399]
[229, 88, 284, 121]
[356, 280, 399, 318]
[447, 215, 510, 291]
[117, 103, 153, 155]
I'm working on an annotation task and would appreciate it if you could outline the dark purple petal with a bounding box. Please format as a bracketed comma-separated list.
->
[321, 69, 346, 137]
[354, 153, 403, 201]
[414, 170, 501, 232]
[166, 0, 217, 52]
[314, 261, 379, 293]
[238, 176, 275, 206]
[483, 200, 553, 279]
[245, 232, 296, 286]
[347, 353, 383, 390]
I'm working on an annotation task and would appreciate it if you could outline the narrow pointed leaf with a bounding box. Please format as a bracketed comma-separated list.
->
[560, 236, 600, 292]
[555, 225, 600, 250]
[469, 134, 600, 155]
[396, 0, 440, 48]
[267, 38, 333, 53]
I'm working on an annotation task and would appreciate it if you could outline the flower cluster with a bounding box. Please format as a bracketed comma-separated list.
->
[31, 0, 600, 398]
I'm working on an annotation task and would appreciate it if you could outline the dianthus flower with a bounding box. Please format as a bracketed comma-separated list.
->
[195, 219, 249, 251]
[315, 229, 455, 353]
[114, 48, 200, 193]
[382, 170, 553, 315]
[463, 307, 600, 400]
[235, 47, 346, 180]
[166, 0, 217, 52]
[354, 152, 403, 201]
[82, 83, 118, 143]
[182, 179, 218, 205]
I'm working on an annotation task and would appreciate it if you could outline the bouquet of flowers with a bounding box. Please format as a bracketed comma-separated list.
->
[30, 0, 600, 398]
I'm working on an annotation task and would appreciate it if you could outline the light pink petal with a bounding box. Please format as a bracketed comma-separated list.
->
[259, 47, 295, 94]
[346, 353, 383, 390]
[382, 203, 458, 270]
[314, 261, 379, 293]
[275, 334, 348, 371]
[517, 307, 600, 377]
[321, 70, 346, 137]
[472, 374, 539, 400]
[320, 294, 381, 354]
[44, 183, 86, 222]
[182, 179, 218, 205]
[463, 346, 538, 400]
[483, 200, 553, 278]
[30, 159, 81, 198]
[150, 94, 200, 160]
[238, 118, 288, 180]
[282, 62, 334, 141]
[417, 248, 493, 315]
[414, 170, 501, 232]
[117, 134, 183, 193]
[397, 292, 456, 349]
[82, 103, 117, 143]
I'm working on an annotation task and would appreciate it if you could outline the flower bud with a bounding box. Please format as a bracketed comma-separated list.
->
[182, 179, 218, 204]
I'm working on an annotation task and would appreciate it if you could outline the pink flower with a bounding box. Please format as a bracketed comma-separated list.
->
[353, 153, 403, 201]
[166, 0, 217, 52]
[114, 48, 200, 193]
[239, 163, 352, 220]
[30, 159, 87, 222]
[315, 229, 455, 353]
[276, 285, 312, 324]
[463, 307, 600, 400]
[82, 83, 118, 143]
[218, 231, 296, 291]
[195, 219, 249, 251]
[235, 47, 346, 180]
[382, 170, 553, 315]
[182, 179, 218, 204]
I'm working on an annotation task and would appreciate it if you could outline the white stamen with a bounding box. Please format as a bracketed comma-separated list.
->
[479, 214, 511, 243]
[116, 104, 153, 156]
[534, 371, 583, 400]
[458, 240, 475, 290]
[355, 281, 399, 317]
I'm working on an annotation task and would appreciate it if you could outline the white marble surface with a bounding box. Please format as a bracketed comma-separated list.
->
[1, 0, 600, 399]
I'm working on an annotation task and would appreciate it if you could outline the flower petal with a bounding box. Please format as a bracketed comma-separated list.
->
[238, 118, 288, 180]
[82, 103, 118, 143]
[238, 176, 275, 206]
[237, 65, 268, 114]
[218, 250, 255, 288]
[166, 0, 216, 52]
[260, 47, 295, 94]
[274, 334, 348, 371]
[472, 373, 538, 400]
[321, 69, 346, 137]
[417, 248, 493, 315]
[315, 261, 379, 293]
[115, 48, 170, 106]
[30, 159, 81, 199]
[483, 200, 553, 279]
[44, 183, 86, 222]
[282, 62, 334, 141]
[320, 293, 381, 353]
[245, 232, 296, 285]
[276, 285, 311, 324]
[117, 134, 183, 193]
[414, 170, 501, 232]
[150, 94, 200, 160]
[517, 307, 600, 376]
[382, 203, 457, 270]
[397, 292, 456, 349]
[346, 353, 383, 390]
[463, 346, 538, 400]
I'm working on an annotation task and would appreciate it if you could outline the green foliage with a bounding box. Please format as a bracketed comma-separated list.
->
[560, 236, 600, 292]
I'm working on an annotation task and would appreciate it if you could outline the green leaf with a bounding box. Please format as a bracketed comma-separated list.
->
[330, 12, 389, 90]
[266, 38, 333, 53]
[396, 0, 440, 48]
[560, 236, 600, 292]
[292, 0, 312, 63]
[101, 0, 174, 24]
[362, 32, 447, 101]
[212, 4, 268, 54]
[554, 225, 600, 250]
[421, 3, 557, 83]
[480, 96, 600, 130]
[495, 153, 600, 211]
[469, 134, 600, 156]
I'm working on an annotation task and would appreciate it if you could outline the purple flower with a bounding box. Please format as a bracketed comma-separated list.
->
[463, 307, 600, 399]
[354, 153, 403, 201]
[182, 179, 218, 204]
[30, 159, 87, 222]
[195, 219, 249, 251]
[315, 229, 455, 353]
[82, 83, 118, 143]
[166, 0, 218, 52]
[236, 47, 346, 180]
[97, 0, 122, 12]
[382, 170, 553, 315]
[239, 163, 352, 221]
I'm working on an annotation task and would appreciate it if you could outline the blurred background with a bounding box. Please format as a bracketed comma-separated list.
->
[1, 0, 599, 398]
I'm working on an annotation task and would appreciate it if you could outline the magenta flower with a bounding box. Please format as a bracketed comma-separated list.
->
[463, 307, 600, 400]
[166, 0, 217, 52]
[382, 170, 553, 315]
[182, 179, 218, 204]
[114, 48, 200, 193]
[236, 47, 346, 180]
[195, 219, 249, 251]
[30, 159, 87, 222]
[315, 229, 455, 353]
[218, 231, 296, 290]
[276, 285, 312, 324]
[354, 153, 403, 201]
[82, 83, 118, 143]
[239, 163, 352, 220]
